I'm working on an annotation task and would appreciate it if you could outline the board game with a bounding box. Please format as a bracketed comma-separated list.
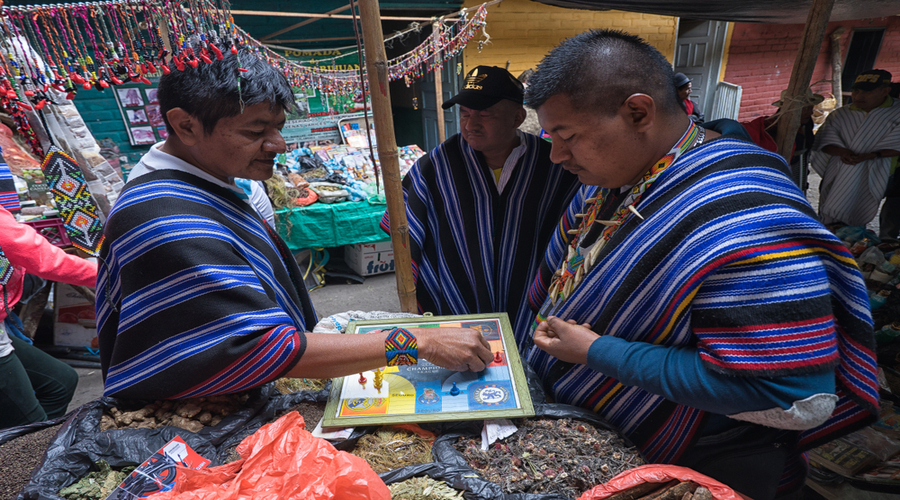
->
[322, 313, 535, 427]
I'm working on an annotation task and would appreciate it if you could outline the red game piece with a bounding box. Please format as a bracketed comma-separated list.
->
[494, 352, 502, 363]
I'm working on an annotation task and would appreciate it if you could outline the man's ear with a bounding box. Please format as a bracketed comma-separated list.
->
[166, 108, 202, 146]
[621, 94, 656, 134]
[513, 106, 527, 129]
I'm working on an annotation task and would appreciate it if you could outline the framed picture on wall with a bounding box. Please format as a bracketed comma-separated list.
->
[113, 79, 167, 146]
[117, 88, 144, 107]
[131, 126, 157, 145]
[146, 104, 165, 127]
[126, 108, 149, 125]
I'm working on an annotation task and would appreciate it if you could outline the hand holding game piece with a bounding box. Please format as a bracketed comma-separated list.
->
[412, 327, 493, 372]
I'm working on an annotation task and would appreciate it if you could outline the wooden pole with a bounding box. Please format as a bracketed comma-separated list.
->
[775, 0, 835, 162]
[830, 27, 845, 109]
[358, 0, 417, 313]
[432, 21, 446, 143]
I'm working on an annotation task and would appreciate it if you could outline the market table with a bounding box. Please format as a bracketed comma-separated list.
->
[275, 199, 388, 252]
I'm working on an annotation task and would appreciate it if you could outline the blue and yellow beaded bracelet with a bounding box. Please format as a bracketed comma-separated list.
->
[385, 327, 418, 366]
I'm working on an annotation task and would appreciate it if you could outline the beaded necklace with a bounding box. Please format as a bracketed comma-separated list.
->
[546, 121, 703, 305]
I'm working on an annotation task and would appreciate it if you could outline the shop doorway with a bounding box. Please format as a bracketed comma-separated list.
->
[673, 19, 729, 118]
[841, 28, 885, 103]
[420, 55, 461, 152]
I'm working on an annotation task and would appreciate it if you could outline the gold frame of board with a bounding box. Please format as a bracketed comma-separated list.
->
[322, 313, 535, 428]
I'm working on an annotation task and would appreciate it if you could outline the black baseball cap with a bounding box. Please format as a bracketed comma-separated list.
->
[442, 66, 524, 110]
[852, 70, 893, 91]
[673, 73, 692, 88]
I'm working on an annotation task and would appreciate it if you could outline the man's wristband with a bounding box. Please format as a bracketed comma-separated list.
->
[385, 327, 418, 366]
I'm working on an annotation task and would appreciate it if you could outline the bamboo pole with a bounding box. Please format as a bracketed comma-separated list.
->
[432, 22, 446, 143]
[774, 0, 835, 162]
[358, 0, 417, 313]
[830, 27, 845, 109]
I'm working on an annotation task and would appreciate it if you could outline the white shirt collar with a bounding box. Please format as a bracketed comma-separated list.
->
[127, 142, 246, 198]
[496, 130, 527, 194]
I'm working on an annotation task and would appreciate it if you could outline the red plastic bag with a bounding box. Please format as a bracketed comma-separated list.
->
[578, 464, 747, 500]
[294, 187, 318, 207]
[150, 411, 390, 500]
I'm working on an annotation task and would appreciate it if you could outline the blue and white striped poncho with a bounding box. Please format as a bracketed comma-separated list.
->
[97, 170, 316, 400]
[381, 133, 580, 340]
[527, 138, 879, 489]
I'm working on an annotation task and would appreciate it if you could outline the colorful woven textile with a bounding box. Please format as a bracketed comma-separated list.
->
[525, 138, 879, 487]
[0, 245, 12, 287]
[40, 146, 104, 255]
[0, 152, 21, 213]
[380, 133, 580, 343]
[98, 169, 317, 399]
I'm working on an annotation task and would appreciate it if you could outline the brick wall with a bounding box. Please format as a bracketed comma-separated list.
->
[461, 0, 677, 77]
[723, 17, 900, 122]
[72, 87, 151, 161]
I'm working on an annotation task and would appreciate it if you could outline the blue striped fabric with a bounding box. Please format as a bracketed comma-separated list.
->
[97, 170, 316, 400]
[381, 133, 580, 341]
[0, 157, 20, 213]
[525, 139, 879, 476]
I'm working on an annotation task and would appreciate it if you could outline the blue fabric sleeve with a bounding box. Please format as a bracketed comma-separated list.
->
[586, 335, 835, 415]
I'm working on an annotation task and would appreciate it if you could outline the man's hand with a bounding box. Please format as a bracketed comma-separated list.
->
[840, 150, 858, 165]
[413, 327, 493, 372]
[532, 316, 598, 365]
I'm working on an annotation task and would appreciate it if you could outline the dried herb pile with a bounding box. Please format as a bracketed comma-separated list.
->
[100, 393, 248, 433]
[455, 418, 644, 497]
[0, 423, 62, 499]
[58, 460, 134, 500]
[273, 377, 328, 395]
[352, 427, 435, 473]
[389, 476, 465, 500]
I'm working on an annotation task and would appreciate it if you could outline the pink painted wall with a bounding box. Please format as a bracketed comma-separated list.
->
[723, 16, 900, 121]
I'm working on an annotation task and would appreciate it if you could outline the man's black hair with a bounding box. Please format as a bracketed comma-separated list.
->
[525, 29, 682, 116]
[158, 45, 295, 135]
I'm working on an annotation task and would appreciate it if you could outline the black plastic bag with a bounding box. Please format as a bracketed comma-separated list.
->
[15, 385, 277, 499]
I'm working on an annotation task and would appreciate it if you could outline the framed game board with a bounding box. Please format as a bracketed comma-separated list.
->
[322, 313, 535, 427]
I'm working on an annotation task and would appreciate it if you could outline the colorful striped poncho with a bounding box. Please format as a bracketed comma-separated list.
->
[97, 170, 316, 400]
[526, 138, 879, 479]
[381, 133, 580, 341]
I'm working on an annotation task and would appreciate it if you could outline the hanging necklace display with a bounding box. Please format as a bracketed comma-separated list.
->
[543, 122, 703, 306]
[0, 0, 493, 111]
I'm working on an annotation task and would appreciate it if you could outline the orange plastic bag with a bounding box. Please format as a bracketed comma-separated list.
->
[150, 411, 390, 500]
[578, 464, 746, 500]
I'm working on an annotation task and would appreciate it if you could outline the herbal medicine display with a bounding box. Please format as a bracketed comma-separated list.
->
[323, 313, 535, 427]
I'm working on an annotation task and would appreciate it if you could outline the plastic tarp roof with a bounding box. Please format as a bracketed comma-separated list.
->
[530, 0, 900, 24]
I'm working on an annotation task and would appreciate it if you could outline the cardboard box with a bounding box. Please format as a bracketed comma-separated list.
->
[345, 239, 395, 276]
[54, 282, 97, 347]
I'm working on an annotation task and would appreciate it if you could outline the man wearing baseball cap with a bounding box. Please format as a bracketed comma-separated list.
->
[812, 69, 900, 235]
[381, 66, 580, 341]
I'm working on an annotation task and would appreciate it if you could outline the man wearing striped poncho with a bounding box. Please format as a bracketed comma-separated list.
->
[381, 66, 580, 342]
[811, 69, 900, 233]
[525, 30, 879, 500]
[97, 44, 493, 401]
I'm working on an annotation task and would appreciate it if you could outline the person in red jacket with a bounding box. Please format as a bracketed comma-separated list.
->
[0, 206, 97, 429]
